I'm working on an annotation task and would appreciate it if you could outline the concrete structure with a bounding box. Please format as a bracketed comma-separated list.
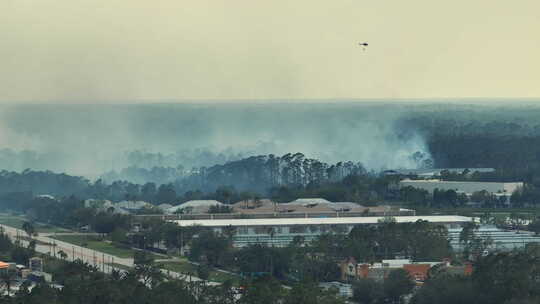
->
[29, 257, 43, 272]
[171, 215, 471, 247]
[399, 179, 523, 195]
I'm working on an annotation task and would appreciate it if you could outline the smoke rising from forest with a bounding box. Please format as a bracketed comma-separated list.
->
[0, 103, 432, 178]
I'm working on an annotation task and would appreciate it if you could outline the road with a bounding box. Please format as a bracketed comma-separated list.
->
[0, 224, 215, 285]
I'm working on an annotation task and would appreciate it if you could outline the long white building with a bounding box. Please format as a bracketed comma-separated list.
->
[399, 179, 523, 195]
[171, 215, 472, 247]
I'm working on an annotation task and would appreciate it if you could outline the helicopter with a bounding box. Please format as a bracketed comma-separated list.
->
[359, 42, 368, 50]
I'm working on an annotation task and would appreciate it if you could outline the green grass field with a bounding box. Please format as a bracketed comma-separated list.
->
[160, 261, 240, 284]
[51, 234, 165, 260]
[36, 224, 72, 233]
[51, 235, 136, 258]
[0, 213, 72, 233]
[0, 214, 27, 229]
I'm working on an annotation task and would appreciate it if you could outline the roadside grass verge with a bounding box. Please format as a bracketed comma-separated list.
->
[0, 214, 27, 230]
[51, 235, 136, 259]
[50, 234, 164, 260]
[0, 213, 71, 233]
[160, 261, 241, 285]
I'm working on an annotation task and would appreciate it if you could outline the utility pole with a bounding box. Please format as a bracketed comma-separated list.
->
[180, 229, 184, 256]
[53, 232, 57, 258]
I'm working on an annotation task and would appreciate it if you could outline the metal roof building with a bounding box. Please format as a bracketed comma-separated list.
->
[399, 179, 523, 195]
[384, 168, 495, 177]
[171, 215, 471, 247]
[172, 215, 471, 228]
[448, 225, 540, 252]
[167, 200, 224, 214]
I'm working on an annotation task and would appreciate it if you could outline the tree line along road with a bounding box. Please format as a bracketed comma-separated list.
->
[0, 224, 213, 284]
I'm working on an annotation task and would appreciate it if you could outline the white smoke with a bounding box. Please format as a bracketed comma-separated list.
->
[0, 103, 432, 177]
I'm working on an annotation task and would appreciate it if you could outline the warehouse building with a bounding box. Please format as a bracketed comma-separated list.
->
[448, 225, 540, 252]
[399, 179, 523, 195]
[171, 215, 472, 247]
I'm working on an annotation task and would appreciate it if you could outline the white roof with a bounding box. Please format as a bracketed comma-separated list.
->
[167, 200, 223, 213]
[383, 259, 412, 267]
[116, 200, 151, 209]
[181, 200, 224, 207]
[36, 194, 55, 200]
[284, 198, 332, 206]
[84, 199, 113, 209]
[171, 215, 471, 227]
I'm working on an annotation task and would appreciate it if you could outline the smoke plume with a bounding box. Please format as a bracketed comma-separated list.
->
[0, 103, 432, 178]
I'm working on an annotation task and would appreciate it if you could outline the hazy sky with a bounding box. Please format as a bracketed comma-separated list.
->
[1, 0, 539, 102]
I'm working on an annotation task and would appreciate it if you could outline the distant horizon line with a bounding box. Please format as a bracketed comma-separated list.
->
[2, 97, 540, 106]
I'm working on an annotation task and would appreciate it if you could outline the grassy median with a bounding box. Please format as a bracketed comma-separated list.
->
[51, 235, 136, 258]
[160, 260, 240, 284]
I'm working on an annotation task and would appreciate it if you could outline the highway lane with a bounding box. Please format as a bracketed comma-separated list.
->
[0, 224, 214, 284]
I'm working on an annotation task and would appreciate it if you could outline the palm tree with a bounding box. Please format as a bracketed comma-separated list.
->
[27, 240, 37, 255]
[58, 250, 68, 260]
[22, 221, 36, 238]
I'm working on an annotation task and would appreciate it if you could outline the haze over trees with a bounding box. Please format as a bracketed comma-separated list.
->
[3, 104, 540, 206]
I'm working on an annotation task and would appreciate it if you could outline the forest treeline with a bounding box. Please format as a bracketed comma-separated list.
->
[401, 109, 540, 171]
[101, 111, 540, 197]
[102, 153, 369, 193]
[4, 107, 540, 206]
[3, 157, 540, 209]
[0, 154, 372, 205]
